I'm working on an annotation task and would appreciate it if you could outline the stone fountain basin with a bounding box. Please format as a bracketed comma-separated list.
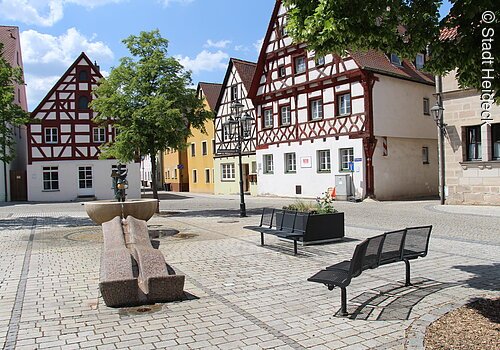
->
[84, 199, 158, 225]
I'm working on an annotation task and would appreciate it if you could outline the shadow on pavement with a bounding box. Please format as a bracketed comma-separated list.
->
[0, 216, 96, 231]
[453, 263, 500, 292]
[142, 193, 192, 200]
[160, 208, 264, 218]
[338, 278, 459, 321]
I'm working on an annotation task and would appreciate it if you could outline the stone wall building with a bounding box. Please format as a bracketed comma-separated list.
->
[442, 71, 500, 205]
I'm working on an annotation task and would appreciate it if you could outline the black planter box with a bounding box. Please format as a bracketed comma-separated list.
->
[277, 211, 345, 245]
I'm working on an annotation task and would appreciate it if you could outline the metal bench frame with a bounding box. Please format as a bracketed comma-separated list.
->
[308, 225, 433, 316]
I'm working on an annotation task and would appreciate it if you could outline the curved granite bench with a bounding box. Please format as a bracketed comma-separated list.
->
[125, 216, 185, 304]
[99, 216, 185, 307]
[99, 216, 140, 307]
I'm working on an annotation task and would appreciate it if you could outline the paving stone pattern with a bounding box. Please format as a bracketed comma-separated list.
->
[0, 196, 498, 349]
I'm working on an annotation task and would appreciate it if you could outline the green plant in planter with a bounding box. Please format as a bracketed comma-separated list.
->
[316, 191, 338, 214]
[283, 193, 338, 214]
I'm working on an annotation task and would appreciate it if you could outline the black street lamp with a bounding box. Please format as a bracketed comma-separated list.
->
[430, 101, 446, 205]
[224, 102, 254, 217]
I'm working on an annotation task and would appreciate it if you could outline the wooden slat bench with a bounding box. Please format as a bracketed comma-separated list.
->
[308, 225, 433, 316]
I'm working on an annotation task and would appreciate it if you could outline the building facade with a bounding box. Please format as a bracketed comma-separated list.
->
[442, 71, 500, 205]
[214, 59, 258, 196]
[27, 52, 140, 201]
[186, 82, 222, 193]
[249, 1, 438, 200]
[0, 26, 28, 201]
[162, 148, 189, 192]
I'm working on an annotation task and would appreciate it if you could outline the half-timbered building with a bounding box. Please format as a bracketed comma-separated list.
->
[250, 0, 439, 200]
[0, 26, 28, 201]
[27, 52, 140, 201]
[214, 58, 257, 195]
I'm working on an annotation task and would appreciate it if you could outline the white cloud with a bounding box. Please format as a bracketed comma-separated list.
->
[0, 0, 125, 26]
[176, 50, 229, 74]
[204, 39, 231, 49]
[254, 38, 264, 53]
[234, 45, 250, 52]
[20, 28, 114, 109]
[21, 28, 114, 66]
[159, 0, 194, 7]
[25, 74, 60, 110]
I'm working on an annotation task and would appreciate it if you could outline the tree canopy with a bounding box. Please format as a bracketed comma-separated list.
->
[0, 42, 30, 165]
[91, 30, 212, 199]
[283, 0, 500, 100]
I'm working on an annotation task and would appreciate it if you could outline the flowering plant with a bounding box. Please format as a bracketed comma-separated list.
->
[316, 191, 337, 214]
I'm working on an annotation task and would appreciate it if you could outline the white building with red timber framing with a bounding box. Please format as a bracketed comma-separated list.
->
[214, 58, 258, 196]
[0, 26, 28, 202]
[27, 52, 140, 202]
[249, 1, 439, 200]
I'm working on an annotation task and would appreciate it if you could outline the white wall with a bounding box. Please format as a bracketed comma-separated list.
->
[373, 137, 438, 200]
[373, 75, 437, 139]
[27, 160, 141, 202]
[257, 136, 365, 198]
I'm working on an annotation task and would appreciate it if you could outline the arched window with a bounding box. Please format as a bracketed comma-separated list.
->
[78, 70, 88, 81]
[78, 96, 89, 110]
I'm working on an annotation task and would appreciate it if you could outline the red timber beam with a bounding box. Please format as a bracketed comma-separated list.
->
[362, 71, 377, 198]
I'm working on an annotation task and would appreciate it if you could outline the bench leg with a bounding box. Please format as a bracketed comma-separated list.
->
[261, 232, 264, 246]
[404, 259, 412, 286]
[293, 240, 298, 255]
[340, 287, 348, 316]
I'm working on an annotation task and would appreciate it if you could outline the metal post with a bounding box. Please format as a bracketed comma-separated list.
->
[238, 121, 247, 217]
[436, 75, 446, 205]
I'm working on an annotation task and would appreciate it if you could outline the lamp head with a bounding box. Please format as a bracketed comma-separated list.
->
[430, 103, 444, 123]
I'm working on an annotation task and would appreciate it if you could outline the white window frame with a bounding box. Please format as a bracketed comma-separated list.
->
[78, 166, 93, 189]
[284, 153, 296, 173]
[423, 98, 430, 115]
[44, 127, 58, 144]
[317, 150, 331, 172]
[264, 109, 273, 129]
[231, 85, 238, 101]
[390, 53, 402, 66]
[202, 141, 208, 155]
[315, 56, 325, 66]
[221, 163, 235, 181]
[294, 56, 306, 74]
[42, 166, 59, 191]
[263, 154, 274, 174]
[192, 169, 198, 183]
[338, 94, 351, 116]
[223, 124, 232, 141]
[280, 105, 291, 125]
[205, 168, 210, 184]
[278, 66, 286, 78]
[415, 53, 425, 70]
[191, 143, 196, 157]
[340, 148, 354, 172]
[310, 99, 323, 121]
[422, 147, 429, 164]
[93, 127, 106, 143]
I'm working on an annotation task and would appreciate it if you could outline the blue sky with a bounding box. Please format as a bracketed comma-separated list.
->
[0, 0, 451, 111]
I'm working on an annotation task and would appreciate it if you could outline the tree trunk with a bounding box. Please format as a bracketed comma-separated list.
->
[150, 152, 160, 213]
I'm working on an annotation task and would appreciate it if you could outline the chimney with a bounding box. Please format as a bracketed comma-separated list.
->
[94, 61, 100, 72]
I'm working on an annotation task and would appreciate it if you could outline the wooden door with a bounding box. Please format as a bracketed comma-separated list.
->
[10, 170, 27, 201]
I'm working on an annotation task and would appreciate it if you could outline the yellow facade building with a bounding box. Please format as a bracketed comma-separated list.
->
[162, 148, 189, 192]
[186, 83, 222, 193]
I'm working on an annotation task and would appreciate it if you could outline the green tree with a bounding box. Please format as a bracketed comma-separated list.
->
[91, 30, 212, 201]
[283, 0, 500, 100]
[0, 42, 30, 201]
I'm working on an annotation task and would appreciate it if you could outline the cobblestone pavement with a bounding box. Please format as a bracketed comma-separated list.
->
[0, 194, 498, 349]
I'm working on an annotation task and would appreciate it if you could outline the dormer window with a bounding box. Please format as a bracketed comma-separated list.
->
[78, 70, 89, 81]
[390, 53, 402, 66]
[415, 53, 425, 70]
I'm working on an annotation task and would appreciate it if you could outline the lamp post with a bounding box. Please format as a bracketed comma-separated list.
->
[430, 99, 446, 205]
[224, 102, 254, 217]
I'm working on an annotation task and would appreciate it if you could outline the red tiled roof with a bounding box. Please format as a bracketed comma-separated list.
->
[232, 59, 257, 93]
[350, 50, 434, 85]
[0, 25, 20, 67]
[199, 82, 222, 111]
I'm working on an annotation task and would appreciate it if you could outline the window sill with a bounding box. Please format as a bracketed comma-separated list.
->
[460, 160, 500, 169]
[284, 171, 297, 174]
[317, 170, 331, 173]
[279, 123, 291, 128]
[262, 126, 273, 130]
[309, 118, 323, 122]
[337, 114, 352, 118]
[294, 72, 306, 76]
[42, 190, 60, 192]
[263, 172, 274, 175]
[221, 179, 236, 182]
